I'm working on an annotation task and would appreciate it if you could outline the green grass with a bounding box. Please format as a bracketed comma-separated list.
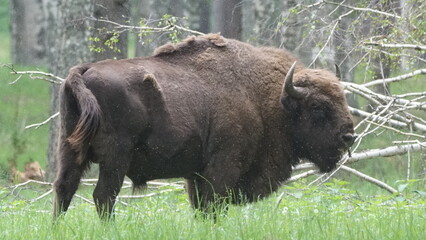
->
[0, 181, 425, 240]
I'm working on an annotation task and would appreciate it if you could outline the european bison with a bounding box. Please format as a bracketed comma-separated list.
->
[53, 34, 355, 219]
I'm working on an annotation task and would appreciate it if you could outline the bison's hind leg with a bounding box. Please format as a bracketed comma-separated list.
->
[92, 143, 131, 220]
[53, 141, 89, 220]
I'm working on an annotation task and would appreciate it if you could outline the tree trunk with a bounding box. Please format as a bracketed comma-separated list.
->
[10, 0, 46, 66]
[133, 0, 185, 57]
[93, 0, 129, 60]
[134, 0, 153, 57]
[213, 0, 242, 40]
[44, 0, 96, 181]
[198, 0, 211, 34]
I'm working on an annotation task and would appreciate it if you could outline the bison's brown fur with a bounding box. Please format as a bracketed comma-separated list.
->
[54, 34, 355, 219]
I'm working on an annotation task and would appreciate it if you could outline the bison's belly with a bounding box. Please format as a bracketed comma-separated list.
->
[127, 136, 204, 183]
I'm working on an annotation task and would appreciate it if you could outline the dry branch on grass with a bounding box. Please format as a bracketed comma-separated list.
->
[3, 179, 186, 207]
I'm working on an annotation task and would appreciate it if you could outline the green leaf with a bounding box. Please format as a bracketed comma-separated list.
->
[414, 190, 426, 197]
[293, 192, 303, 199]
[397, 183, 409, 192]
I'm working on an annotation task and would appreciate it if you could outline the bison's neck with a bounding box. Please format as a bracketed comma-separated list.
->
[258, 89, 299, 182]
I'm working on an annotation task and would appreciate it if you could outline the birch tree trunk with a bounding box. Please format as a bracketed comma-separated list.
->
[198, 0, 211, 34]
[134, 0, 153, 57]
[213, 0, 242, 40]
[93, 0, 129, 60]
[10, 0, 46, 65]
[44, 0, 95, 181]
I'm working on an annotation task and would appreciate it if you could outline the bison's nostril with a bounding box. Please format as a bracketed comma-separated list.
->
[342, 133, 356, 147]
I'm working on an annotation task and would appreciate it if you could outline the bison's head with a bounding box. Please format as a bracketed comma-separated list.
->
[280, 62, 356, 172]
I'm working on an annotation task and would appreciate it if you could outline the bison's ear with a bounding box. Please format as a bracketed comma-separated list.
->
[280, 95, 299, 113]
[141, 73, 167, 109]
[142, 73, 162, 91]
[335, 64, 341, 80]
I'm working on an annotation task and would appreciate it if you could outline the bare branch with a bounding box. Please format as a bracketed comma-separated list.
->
[309, 21, 339, 67]
[25, 112, 60, 129]
[363, 42, 426, 51]
[323, 0, 402, 19]
[2, 64, 65, 84]
[88, 17, 205, 36]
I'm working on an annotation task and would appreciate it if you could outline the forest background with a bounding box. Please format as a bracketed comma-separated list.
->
[0, 0, 425, 239]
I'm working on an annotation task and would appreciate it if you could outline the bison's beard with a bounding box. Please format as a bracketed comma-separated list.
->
[314, 153, 342, 173]
[297, 145, 344, 173]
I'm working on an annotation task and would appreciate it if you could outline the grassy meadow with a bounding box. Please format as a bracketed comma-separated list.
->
[1, 179, 425, 240]
[1, 0, 425, 239]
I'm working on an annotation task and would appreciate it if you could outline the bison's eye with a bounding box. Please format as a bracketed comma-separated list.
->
[310, 103, 327, 119]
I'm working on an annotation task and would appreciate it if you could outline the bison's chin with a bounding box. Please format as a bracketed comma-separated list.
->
[313, 153, 343, 173]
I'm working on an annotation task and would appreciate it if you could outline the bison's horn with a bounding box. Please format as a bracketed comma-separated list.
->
[335, 64, 341, 80]
[284, 61, 306, 99]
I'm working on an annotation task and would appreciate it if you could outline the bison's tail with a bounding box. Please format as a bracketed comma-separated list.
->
[61, 65, 102, 165]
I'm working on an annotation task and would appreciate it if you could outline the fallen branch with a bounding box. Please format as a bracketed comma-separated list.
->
[276, 166, 398, 207]
[30, 189, 53, 203]
[339, 165, 398, 194]
[285, 169, 319, 184]
[118, 189, 181, 199]
[347, 141, 426, 164]
[343, 82, 426, 111]
[362, 69, 426, 87]
[75, 194, 95, 205]
[293, 141, 426, 172]
[349, 106, 426, 133]
[365, 119, 425, 139]
[289, 141, 426, 192]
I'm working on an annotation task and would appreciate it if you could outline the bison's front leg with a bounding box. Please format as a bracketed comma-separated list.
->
[185, 143, 257, 217]
[93, 160, 128, 220]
